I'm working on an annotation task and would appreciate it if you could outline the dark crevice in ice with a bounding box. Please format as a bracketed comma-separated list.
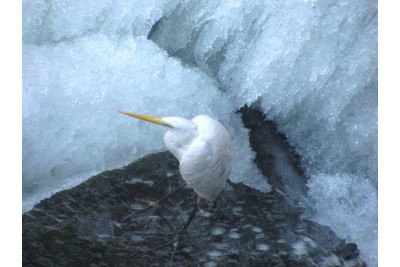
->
[238, 105, 310, 209]
[147, 18, 162, 41]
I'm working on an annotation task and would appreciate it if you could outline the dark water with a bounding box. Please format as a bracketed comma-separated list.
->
[23, 150, 364, 266]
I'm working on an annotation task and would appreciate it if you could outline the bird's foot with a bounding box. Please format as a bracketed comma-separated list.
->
[135, 197, 161, 209]
[122, 183, 187, 222]
[122, 199, 159, 221]
[148, 231, 184, 262]
[170, 233, 183, 262]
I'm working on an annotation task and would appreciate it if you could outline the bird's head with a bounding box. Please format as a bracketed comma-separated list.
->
[119, 111, 197, 160]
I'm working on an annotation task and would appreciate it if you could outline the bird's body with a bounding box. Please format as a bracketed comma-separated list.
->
[120, 111, 232, 255]
[163, 115, 232, 200]
[120, 112, 232, 201]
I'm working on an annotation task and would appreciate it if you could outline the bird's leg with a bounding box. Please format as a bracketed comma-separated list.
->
[149, 196, 204, 261]
[123, 182, 187, 221]
[170, 196, 203, 262]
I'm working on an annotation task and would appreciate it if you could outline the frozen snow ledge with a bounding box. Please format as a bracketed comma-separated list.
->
[23, 0, 267, 212]
[308, 173, 377, 267]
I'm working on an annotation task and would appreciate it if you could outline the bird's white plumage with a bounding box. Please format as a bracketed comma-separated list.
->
[119, 111, 232, 201]
[163, 115, 232, 200]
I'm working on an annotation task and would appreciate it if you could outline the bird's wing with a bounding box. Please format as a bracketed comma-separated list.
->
[179, 139, 214, 184]
[179, 139, 229, 200]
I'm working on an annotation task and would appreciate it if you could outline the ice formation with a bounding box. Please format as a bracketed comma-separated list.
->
[23, 0, 377, 266]
[22, 0, 267, 213]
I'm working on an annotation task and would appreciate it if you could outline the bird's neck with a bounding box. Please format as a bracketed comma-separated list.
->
[163, 127, 197, 161]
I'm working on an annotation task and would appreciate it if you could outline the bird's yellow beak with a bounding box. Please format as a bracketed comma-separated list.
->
[119, 111, 172, 128]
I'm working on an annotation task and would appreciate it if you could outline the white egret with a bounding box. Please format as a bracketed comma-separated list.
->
[120, 111, 232, 201]
[120, 111, 232, 257]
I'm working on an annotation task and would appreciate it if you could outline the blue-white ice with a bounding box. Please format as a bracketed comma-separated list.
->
[23, 0, 377, 266]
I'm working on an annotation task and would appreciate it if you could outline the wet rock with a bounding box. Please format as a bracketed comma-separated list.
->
[23, 151, 365, 266]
